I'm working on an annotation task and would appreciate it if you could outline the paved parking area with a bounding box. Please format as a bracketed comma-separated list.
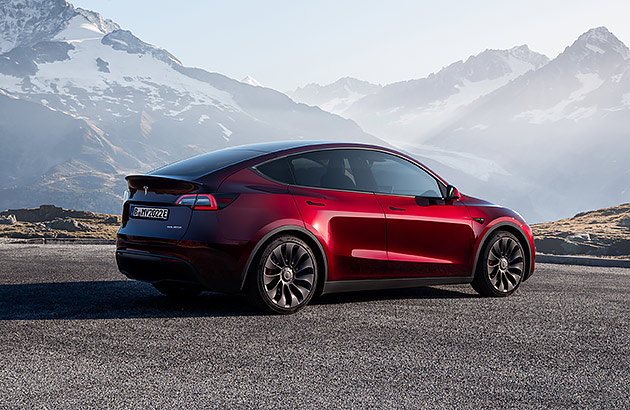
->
[0, 244, 628, 408]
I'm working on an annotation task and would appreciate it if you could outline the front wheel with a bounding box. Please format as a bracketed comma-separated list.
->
[246, 235, 318, 314]
[472, 231, 525, 297]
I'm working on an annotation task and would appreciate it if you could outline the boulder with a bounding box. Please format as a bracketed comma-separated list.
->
[0, 214, 17, 225]
[46, 218, 95, 232]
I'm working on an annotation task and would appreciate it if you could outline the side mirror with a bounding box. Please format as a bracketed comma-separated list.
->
[445, 185, 461, 201]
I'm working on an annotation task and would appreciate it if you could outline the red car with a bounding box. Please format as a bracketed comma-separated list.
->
[116, 141, 535, 314]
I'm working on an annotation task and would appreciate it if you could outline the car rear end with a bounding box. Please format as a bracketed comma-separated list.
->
[116, 148, 264, 292]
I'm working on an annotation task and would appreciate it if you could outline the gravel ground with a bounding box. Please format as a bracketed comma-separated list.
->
[0, 244, 628, 409]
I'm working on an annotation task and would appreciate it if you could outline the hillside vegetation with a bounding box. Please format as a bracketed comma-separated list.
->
[533, 203, 630, 256]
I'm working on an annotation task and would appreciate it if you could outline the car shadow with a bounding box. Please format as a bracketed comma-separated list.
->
[0, 281, 256, 320]
[314, 285, 477, 306]
[0, 280, 477, 320]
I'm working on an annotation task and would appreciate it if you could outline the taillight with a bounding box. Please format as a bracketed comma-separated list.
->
[175, 194, 237, 210]
[176, 194, 197, 206]
[194, 194, 217, 210]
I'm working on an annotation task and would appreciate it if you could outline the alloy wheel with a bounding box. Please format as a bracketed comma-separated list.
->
[487, 236, 524, 293]
[263, 242, 315, 309]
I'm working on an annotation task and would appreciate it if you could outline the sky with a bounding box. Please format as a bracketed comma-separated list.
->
[71, 0, 630, 91]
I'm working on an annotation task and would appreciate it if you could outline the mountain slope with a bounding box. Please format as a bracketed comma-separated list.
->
[0, 0, 383, 213]
[344, 45, 549, 143]
[425, 27, 630, 222]
[287, 77, 382, 116]
[0, 90, 143, 212]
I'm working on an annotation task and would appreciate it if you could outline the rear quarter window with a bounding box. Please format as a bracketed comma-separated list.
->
[256, 158, 294, 184]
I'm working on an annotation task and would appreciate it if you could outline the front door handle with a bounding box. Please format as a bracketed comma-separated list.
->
[306, 200, 325, 206]
[389, 206, 406, 211]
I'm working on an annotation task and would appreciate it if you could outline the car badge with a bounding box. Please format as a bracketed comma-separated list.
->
[143, 186, 148, 195]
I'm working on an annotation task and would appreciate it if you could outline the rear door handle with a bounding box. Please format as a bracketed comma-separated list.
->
[306, 200, 325, 206]
[389, 206, 406, 211]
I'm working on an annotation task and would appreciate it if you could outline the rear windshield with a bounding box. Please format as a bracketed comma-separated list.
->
[150, 149, 263, 178]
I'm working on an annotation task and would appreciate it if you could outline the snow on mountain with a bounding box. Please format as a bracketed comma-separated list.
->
[344, 45, 549, 144]
[287, 77, 382, 116]
[2, 1, 626, 224]
[241, 75, 262, 87]
[422, 27, 630, 222]
[0, 0, 118, 53]
[0, 0, 382, 213]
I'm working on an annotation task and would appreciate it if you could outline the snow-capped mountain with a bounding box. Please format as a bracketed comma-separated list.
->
[421, 27, 630, 222]
[287, 77, 382, 116]
[0, 0, 381, 213]
[0, 0, 118, 52]
[343, 45, 550, 144]
[293, 30, 629, 223]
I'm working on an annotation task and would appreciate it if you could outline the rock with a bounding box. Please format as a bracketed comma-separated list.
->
[0, 205, 104, 222]
[103, 215, 121, 224]
[10, 231, 44, 239]
[1, 204, 65, 222]
[567, 233, 591, 242]
[608, 240, 630, 255]
[618, 217, 630, 228]
[535, 237, 601, 255]
[0, 214, 17, 225]
[46, 218, 94, 232]
[96, 57, 110, 73]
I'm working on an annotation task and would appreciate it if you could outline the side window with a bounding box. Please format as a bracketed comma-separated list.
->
[256, 158, 294, 184]
[290, 156, 327, 187]
[365, 152, 442, 197]
[288, 150, 359, 191]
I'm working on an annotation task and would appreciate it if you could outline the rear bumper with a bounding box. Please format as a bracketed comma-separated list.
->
[116, 235, 249, 293]
[116, 250, 199, 284]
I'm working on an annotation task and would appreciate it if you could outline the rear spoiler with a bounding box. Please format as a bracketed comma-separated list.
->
[125, 175, 201, 195]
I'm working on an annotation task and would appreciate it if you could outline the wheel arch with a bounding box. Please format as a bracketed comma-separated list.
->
[239, 225, 329, 295]
[473, 221, 533, 281]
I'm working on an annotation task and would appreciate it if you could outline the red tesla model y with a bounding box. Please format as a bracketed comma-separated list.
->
[116, 141, 535, 314]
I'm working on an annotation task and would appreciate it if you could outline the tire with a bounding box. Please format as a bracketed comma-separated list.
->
[246, 235, 319, 314]
[472, 231, 525, 297]
[152, 282, 203, 299]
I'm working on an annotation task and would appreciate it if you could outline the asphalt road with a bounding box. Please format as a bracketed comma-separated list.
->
[0, 244, 628, 409]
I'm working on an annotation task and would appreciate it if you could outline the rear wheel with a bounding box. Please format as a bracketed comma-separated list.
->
[152, 282, 203, 299]
[246, 235, 318, 314]
[472, 231, 525, 297]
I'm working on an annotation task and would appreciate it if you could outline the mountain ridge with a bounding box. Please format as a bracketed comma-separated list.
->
[420, 26, 630, 222]
[288, 27, 630, 223]
[0, 0, 384, 214]
[287, 76, 382, 116]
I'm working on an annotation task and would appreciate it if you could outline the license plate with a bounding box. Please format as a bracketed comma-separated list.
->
[131, 206, 169, 220]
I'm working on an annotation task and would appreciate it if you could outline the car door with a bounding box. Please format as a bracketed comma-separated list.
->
[284, 150, 388, 281]
[363, 151, 474, 278]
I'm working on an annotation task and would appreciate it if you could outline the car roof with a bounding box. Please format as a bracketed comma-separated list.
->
[227, 140, 386, 155]
[144, 140, 448, 188]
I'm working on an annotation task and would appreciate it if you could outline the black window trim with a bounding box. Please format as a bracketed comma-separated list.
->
[251, 147, 448, 199]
